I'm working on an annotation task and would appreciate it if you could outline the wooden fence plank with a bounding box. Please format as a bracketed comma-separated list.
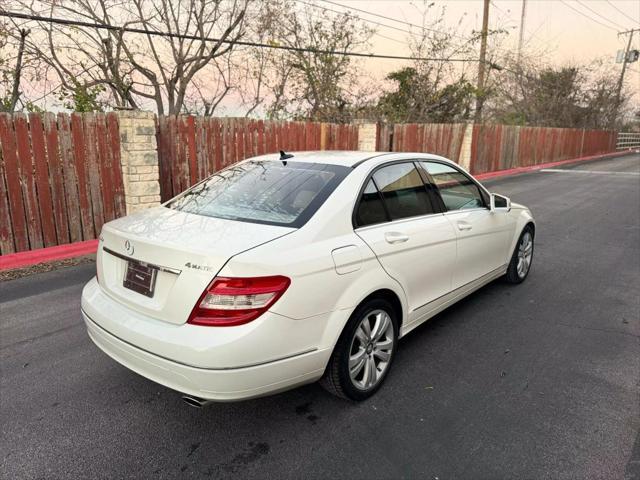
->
[14, 113, 43, 249]
[213, 119, 223, 172]
[186, 115, 197, 186]
[96, 114, 115, 223]
[43, 113, 70, 245]
[245, 119, 254, 158]
[58, 114, 82, 242]
[173, 116, 185, 193]
[106, 113, 126, 218]
[194, 116, 206, 181]
[0, 155, 14, 253]
[70, 113, 95, 240]
[237, 119, 246, 162]
[0, 113, 28, 252]
[0, 116, 16, 253]
[29, 113, 57, 247]
[256, 120, 265, 155]
[157, 116, 172, 201]
[83, 113, 104, 235]
[203, 118, 215, 177]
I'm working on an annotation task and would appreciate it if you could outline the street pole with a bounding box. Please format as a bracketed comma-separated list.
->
[516, 0, 527, 67]
[613, 29, 636, 128]
[474, 0, 490, 123]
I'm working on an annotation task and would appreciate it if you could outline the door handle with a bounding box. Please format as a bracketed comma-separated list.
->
[384, 231, 409, 244]
[457, 221, 473, 231]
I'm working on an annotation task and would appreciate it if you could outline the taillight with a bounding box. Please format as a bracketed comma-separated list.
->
[187, 276, 291, 327]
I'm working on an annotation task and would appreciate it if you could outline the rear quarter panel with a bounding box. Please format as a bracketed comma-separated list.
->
[220, 230, 408, 350]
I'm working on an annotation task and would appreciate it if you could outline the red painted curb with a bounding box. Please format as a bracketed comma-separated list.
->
[474, 150, 626, 181]
[0, 150, 634, 272]
[0, 239, 98, 271]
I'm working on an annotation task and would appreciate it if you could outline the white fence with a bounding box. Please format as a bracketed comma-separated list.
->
[616, 132, 640, 150]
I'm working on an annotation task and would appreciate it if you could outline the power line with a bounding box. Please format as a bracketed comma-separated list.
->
[316, 0, 469, 41]
[296, 0, 444, 39]
[558, 0, 619, 31]
[604, 0, 640, 26]
[490, 1, 516, 24]
[0, 10, 484, 64]
[297, 0, 449, 49]
[300, 0, 521, 59]
[296, 0, 410, 45]
[574, 0, 628, 30]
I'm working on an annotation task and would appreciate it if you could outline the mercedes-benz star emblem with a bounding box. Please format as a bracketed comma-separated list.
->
[124, 240, 134, 256]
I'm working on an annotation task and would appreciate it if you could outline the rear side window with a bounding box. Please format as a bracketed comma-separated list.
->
[355, 179, 388, 227]
[420, 162, 486, 211]
[168, 161, 350, 227]
[372, 163, 434, 220]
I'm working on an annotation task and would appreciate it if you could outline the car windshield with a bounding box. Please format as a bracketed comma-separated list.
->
[167, 160, 351, 227]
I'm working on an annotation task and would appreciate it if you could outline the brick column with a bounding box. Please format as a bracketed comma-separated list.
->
[357, 123, 377, 151]
[117, 110, 161, 214]
[458, 123, 474, 171]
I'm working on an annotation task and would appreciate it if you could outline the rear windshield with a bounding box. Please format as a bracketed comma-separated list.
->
[167, 160, 351, 227]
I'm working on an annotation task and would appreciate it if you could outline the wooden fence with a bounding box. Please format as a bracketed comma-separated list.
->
[156, 116, 359, 201]
[377, 122, 617, 175]
[0, 112, 125, 254]
[376, 123, 467, 161]
[470, 124, 618, 174]
[0, 112, 621, 256]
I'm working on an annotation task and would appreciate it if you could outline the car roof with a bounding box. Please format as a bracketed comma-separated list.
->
[246, 150, 455, 168]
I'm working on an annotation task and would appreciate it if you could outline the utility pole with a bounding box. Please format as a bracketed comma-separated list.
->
[516, 0, 527, 67]
[474, 0, 490, 123]
[613, 28, 637, 128]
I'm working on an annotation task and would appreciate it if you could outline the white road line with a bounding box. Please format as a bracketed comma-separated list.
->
[540, 168, 640, 176]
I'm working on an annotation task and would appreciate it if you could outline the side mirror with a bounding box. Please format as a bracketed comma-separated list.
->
[490, 193, 511, 212]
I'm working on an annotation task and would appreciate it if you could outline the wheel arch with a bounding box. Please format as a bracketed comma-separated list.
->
[358, 288, 404, 330]
[525, 220, 536, 237]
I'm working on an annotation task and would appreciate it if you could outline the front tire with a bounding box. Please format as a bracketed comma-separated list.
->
[320, 299, 398, 401]
[505, 225, 534, 284]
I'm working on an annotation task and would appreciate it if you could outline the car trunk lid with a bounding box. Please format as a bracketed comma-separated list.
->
[97, 206, 294, 325]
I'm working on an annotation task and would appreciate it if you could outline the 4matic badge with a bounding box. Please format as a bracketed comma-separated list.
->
[184, 262, 216, 272]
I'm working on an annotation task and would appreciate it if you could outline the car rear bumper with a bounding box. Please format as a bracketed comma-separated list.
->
[80, 277, 347, 401]
[83, 310, 331, 401]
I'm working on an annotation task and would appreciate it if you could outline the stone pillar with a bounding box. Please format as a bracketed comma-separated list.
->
[117, 110, 161, 214]
[458, 123, 474, 171]
[357, 123, 378, 151]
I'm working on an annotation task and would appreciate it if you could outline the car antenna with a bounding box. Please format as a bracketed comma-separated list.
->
[279, 150, 294, 165]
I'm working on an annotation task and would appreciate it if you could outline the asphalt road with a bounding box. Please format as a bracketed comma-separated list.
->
[1, 153, 639, 480]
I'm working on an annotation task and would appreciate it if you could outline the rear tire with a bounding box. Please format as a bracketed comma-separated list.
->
[320, 299, 398, 401]
[505, 225, 534, 284]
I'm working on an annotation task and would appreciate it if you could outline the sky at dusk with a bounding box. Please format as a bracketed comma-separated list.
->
[339, 0, 639, 93]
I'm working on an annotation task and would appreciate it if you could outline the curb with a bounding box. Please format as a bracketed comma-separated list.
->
[474, 150, 628, 181]
[0, 239, 98, 271]
[0, 150, 634, 272]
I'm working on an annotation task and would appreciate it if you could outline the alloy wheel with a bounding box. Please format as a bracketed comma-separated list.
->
[517, 231, 533, 278]
[348, 309, 395, 390]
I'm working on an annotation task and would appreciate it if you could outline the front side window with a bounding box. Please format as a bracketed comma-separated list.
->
[421, 162, 486, 211]
[168, 161, 350, 227]
[372, 163, 435, 221]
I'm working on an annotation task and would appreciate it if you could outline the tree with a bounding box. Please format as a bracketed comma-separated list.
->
[377, 67, 474, 123]
[9, 0, 248, 114]
[373, 2, 483, 124]
[488, 60, 629, 129]
[0, 22, 30, 112]
[240, 1, 373, 122]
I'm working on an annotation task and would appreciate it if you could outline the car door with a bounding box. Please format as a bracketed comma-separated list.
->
[354, 161, 457, 319]
[419, 161, 514, 289]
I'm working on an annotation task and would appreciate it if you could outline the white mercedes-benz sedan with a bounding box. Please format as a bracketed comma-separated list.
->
[81, 151, 535, 405]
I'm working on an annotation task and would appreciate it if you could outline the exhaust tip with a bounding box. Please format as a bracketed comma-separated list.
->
[181, 395, 212, 409]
